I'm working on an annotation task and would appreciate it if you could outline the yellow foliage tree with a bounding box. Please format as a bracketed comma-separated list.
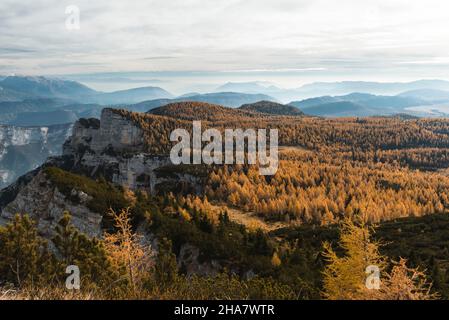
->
[103, 208, 154, 296]
[322, 218, 437, 300]
[271, 252, 281, 267]
[322, 218, 386, 299]
[370, 259, 437, 300]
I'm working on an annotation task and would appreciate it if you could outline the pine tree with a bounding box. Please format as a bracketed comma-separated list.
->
[0, 214, 55, 287]
[154, 237, 178, 288]
[53, 212, 114, 289]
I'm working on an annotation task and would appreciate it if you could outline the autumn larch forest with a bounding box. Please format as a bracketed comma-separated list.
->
[3, 0, 449, 305]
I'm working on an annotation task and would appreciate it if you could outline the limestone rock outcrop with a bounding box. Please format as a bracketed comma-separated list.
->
[0, 108, 203, 234]
[1, 170, 102, 238]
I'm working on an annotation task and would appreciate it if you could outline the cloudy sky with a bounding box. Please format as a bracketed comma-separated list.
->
[1, 0, 449, 92]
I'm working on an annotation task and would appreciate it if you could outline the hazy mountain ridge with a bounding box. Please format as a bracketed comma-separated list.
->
[1, 76, 96, 100]
[290, 92, 433, 117]
[0, 76, 173, 104]
[398, 89, 449, 102]
[295, 80, 449, 98]
[89, 86, 173, 104]
[217, 80, 449, 102]
[239, 100, 304, 116]
[0, 98, 104, 125]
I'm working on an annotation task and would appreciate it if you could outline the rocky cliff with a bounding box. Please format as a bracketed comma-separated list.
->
[62, 108, 202, 194]
[0, 123, 73, 188]
[0, 108, 203, 234]
[1, 169, 102, 238]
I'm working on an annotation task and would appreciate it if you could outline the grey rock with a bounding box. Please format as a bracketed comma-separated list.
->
[1, 170, 102, 238]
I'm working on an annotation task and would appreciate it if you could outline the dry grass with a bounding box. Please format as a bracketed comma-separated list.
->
[0, 286, 99, 300]
[209, 202, 290, 232]
[0, 288, 94, 300]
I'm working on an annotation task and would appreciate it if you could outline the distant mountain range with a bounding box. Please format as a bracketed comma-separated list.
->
[0, 98, 103, 126]
[0, 76, 96, 101]
[3, 75, 449, 124]
[216, 82, 298, 102]
[88, 86, 173, 104]
[289, 92, 439, 117]
[0, 77, 280, 125]
[398, 89, 449, 102]
[217, 82, 281, 94]
[217, 80, 449, 102]
[0, 76, 173, 104]
[296, 80, 449, 98]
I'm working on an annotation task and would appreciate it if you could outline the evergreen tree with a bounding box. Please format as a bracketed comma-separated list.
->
[53, 212, 114, 289]
[0, 214, 55, 287]
[155, 237, 178, 288]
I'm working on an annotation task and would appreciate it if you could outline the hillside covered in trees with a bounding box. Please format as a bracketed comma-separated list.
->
[4, 102, 449, 300]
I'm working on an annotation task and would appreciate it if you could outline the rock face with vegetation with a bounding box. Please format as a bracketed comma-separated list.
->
[62, 108, 203, 193]
[0, 122, 73, 188]
[64, 108, 145, 154]
[1, 170, 102, 238]
[0, 107, 203, 233]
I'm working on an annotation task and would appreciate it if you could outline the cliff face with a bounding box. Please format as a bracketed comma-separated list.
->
[63, 108, 179, 193]
[0, 123, 73, 188]
[64, 108, 145, 155]
[1, 170, 102, 238]
[0, 108, 203, 233]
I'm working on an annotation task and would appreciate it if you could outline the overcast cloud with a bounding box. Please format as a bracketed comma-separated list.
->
[1, 0, 449, 90]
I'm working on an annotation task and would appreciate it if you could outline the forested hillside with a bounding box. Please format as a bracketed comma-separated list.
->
[3, 103, 449, 300]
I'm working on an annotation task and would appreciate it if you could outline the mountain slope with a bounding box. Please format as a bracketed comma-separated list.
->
[90, 86, 173, 104]
[0, 98, 103, 125]
[398, 89, 449, 102]
[300, 101, 366, 117]
[290, 92, 429, 117]
[1, 76, 97, 100]
[0, 76, 174, 105]
[8, 110, 78, 126]
[0, 98, 72, 123]
[148, 101, 258, 121]
[239, 100, 304, 116]
[129, 92, 278, 110]
[0, 86, 33, 102]
[176, 92, 277, 108]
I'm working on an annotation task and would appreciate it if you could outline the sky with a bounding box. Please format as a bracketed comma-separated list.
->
[1, 0, 449, 93]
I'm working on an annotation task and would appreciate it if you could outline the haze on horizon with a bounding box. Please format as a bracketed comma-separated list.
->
[1, 0, 449, 93]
